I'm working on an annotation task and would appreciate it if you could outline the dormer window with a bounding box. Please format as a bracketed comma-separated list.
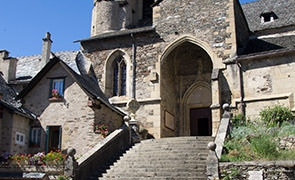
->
[48, 78, 65, 102]
[260, 12, 278, 24]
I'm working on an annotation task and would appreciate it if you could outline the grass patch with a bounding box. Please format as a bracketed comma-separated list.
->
[221, 105, 295, 162]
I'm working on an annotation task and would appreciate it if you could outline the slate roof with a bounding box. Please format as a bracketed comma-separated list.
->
[242, 35, 295, 55]
[0, 75, 35, 119]
[242, 0, 295, 32]
[16, 51, 79, 81]
[75, 26, 155, 42]
[17, 56, 125, 116]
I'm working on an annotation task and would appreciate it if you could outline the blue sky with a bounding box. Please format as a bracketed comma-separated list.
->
[0, 0, 257, 57]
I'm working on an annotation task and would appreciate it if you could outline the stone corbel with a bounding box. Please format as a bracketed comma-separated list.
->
[150, 72, 158, 83]
[88, 98, 101, 109]
[211, 68, 220, 81]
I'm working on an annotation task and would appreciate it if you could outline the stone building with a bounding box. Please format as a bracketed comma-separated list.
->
[15, 54, 125, 156]
[75, 0, 295, 138]
[0, 67, 35, 154]
[0, 34, 126, 155]
[1, 0, 295, 150]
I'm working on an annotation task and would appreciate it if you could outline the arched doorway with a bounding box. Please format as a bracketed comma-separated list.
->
[160, 39, 213, 137]
[183, 82, 212, 136]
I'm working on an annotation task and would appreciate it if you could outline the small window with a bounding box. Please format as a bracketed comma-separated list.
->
[15, 132, 25, 146]
[30, 127, 41, 147]
[260, 12, 278, 23]
[49, 79, 64, 98]
[112, 56, 126, 96]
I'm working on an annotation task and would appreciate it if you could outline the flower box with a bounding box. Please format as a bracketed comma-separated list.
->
[93, 124, 110, 138]
[48, 96, 63, 102]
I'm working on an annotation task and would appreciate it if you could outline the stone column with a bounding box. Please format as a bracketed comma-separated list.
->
[210, 68, 222, 137]
[64, 148, 78, 179]
[127, 99, 140, 143]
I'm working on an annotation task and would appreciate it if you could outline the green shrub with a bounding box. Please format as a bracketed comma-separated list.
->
[230, 126, 254, 140]
[222, 138, 252, 162]
[221, 168, 241, 180]
[231, 114, 246, 127]
[259, 105, 293, 127]
[278, 149, 295, 160]
[250, 135, 279, 160]
[278, 122, 295, 137]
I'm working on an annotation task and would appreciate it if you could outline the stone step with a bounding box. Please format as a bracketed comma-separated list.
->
[116, 155, 208, 161]
[138, 139, 212, 144]
[117, 156, 208, 162]
[121, 152, 208, 158]
[114, 158, 206, 164]
[129, 147, 208, 152]
[99, 137, 212, 180]
[110, 163, 206, 169]
[132, 145, 209, 150]
[125, 151, 208, 156]
[139, 136, 213, 141]
[99, 177, 207, 180]
[138, 141, 212, 146]
[104, 171, 207, 178]
[122, 153, 209, 159]
[112, 162, 207, 169]
[106, 166, 206, 174]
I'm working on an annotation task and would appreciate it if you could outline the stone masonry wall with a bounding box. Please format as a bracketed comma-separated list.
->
[83, 0, 236, 138]
[0, 111, 13, 154]
[0, 112, 30, 154]
[154, 0, 233, 62]
[10, 114, 30, 154]
[226, 54, 295, 119]
[220, 161, 295, 179]
[23, 63, 123, 156]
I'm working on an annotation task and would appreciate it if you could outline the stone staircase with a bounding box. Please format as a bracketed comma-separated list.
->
[98, 136, 213, 180]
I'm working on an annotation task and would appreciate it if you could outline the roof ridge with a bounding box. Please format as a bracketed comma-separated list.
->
[54, 50, 79, 54]
[16, 50, 78, 58]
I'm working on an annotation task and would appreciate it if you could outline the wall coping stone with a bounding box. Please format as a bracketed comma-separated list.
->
[220, 160, 295, 168]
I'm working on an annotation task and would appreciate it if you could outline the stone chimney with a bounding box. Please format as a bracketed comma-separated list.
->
[41, 32, 52, 67]
[0, 50, 18, 82]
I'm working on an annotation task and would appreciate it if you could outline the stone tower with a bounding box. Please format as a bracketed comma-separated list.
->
[91, 0, 154, 36]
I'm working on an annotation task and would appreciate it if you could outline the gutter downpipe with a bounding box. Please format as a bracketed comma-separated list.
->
[236, 60, 246, 118]
[131, 33, 136, 99]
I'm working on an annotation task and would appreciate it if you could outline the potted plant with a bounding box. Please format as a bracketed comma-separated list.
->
[94, 124, 110, 138]
[49, 89, 63, 102]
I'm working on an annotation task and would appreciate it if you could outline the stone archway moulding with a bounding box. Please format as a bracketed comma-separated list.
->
[159, 35, 223, 69]
[181, 81, 212, 136]
[182, 81, 211, 105]
[104, 49, 132, 97]
[159, 36, 222, 137]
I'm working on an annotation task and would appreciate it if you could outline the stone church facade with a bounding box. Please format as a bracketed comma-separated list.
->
[76, 0, 295, 138]
[1, 0, 295, 150]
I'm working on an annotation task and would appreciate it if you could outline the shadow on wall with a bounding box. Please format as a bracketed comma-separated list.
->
[81, 31, 164, 52]
[220, 71, 232, 106]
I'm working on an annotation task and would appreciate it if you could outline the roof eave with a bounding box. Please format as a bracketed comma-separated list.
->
[225, 48, 295, 63]
[74, 26, 155, 43]
[0, 101, 35, 120]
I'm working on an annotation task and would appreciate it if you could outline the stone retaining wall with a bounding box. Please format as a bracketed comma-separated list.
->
[219, 160, 295, 179]
[276, 135, 295, 150]
[0, 165, 63, 180]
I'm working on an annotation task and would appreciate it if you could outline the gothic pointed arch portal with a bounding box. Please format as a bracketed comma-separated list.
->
[160, 38, 216, 137]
